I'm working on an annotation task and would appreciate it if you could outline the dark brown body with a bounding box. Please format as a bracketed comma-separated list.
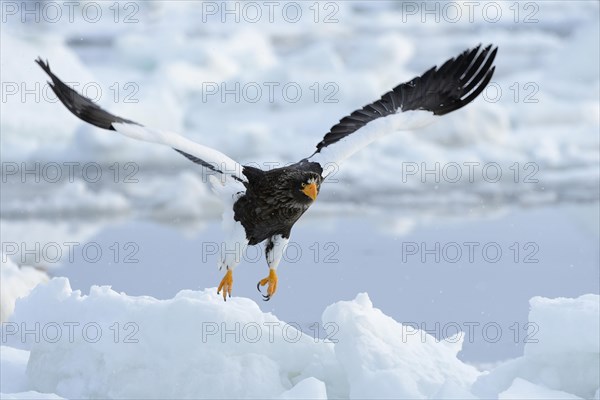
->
[234, 161, 322, 245]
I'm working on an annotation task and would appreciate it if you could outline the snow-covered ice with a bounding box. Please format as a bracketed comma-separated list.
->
[0, 257, 48, 323]
[1, 277, 598, 399]
[1, 1, 598, 398]
[472, 294, 600, 399]
[498, 378, 583, 400]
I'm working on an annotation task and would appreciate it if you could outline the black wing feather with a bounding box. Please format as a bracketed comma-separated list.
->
[313, 44, 497, 153]
[35, 58, 136, 130]
[36, 58, 235, 178]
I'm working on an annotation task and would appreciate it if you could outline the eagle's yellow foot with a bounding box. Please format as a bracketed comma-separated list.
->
[217, 270, 233, 301]
[257, 269, 278, 301]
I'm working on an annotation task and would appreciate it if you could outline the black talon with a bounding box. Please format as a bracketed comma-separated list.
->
[257, 282, 263, 293]
[262, 295, 271, 302]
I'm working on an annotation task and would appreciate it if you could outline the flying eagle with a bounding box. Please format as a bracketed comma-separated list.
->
[36, 44, 497, 301]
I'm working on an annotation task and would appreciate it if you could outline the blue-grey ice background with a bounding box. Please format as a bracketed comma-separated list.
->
[1, 0, 599, 367]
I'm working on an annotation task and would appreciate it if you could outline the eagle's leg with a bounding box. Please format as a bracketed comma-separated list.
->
[217, 270, 233, 301]
[217, 221, 249, 301]
[257, 269, 278, 299]
[258, 234, 289, 301]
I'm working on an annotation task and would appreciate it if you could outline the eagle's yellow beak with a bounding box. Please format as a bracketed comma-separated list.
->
[302, 182, 318, 201]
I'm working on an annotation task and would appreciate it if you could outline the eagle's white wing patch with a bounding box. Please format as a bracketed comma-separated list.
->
[112, 122, 246, 182]
[208, 175, 248, 271]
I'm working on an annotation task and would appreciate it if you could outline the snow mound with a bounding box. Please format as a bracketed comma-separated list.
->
[1, 346, 30, 394]
[498, 378, 583, 400]
[2, 279, 598, 399]
[322, 293, 479, 398]
[1, 256, 48, 322]
[5, 278, 479, 399]
[472, 294, 600, 399]
[6, 278, 336, 399]
[278, 377, 327, 400]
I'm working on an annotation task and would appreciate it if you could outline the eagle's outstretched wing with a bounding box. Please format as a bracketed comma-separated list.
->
[36, 58, 247, 183]
[305, 44, 498, 177]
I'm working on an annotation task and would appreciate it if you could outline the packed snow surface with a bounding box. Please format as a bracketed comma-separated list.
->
[1, 278, 597, 399]
[0, 257, 48, 323]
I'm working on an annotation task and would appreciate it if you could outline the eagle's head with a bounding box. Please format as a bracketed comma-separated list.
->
[288, 170, 322, 206]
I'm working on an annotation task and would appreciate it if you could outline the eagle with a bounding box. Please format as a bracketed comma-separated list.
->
[36, 44, 497, 301]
